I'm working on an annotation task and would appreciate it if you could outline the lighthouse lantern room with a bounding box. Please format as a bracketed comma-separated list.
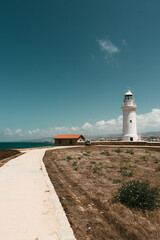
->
[121, 90, 138, 141]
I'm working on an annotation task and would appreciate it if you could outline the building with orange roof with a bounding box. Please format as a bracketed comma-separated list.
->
[54, 134, 85, 146]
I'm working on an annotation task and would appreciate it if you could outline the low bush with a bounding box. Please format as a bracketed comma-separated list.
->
[154, 158, 160, 164]
[100, 150, 110, 155]
[66, 156, 72, 160]
[126, 149, 134, 154]
[114, 148, 123, 153]
[115, 180, 160, 210]
[83, 153, 90, 156]
[72, 161, 78, 166]
[112, 179, 122, 184]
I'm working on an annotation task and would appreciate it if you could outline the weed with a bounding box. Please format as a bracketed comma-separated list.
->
[141, 156, 147, 161]
[114, 148, 123, 153]
[100, 150, 110, 156]
[126, 149, 134, 154]
[83, 153, 90, 156]
[154, 159, 159, 164]
[120, 166, 129, 172]
[112, 179, 122, 184]
[97, 166, 103, 170]
[122, 171, 133, 177]
[78, 157, 81, 160]
[93, 167, 97, 173]
[74, 167, 78, 171]
[72, 161, 78, 166]
[107, 165, 116, 169]
[66, 156, 72, 160]
[115, 180, 160, 210]
[90, 161, 96, 164]
[86, 165, 92, 170]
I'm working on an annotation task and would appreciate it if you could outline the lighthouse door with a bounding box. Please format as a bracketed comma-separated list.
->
[130, 137, 133, 141]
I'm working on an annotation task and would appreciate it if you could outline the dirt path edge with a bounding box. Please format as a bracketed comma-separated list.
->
[41, 148, 77, 240]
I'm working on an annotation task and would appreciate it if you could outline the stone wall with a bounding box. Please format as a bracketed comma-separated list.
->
[77, 141, 160, 146]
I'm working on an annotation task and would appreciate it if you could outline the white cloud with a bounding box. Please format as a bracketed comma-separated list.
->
[55, 127, 70, 132]
[137, 108, 160, 132]
[97, 39, 119, 62]
[15, 129, 22, 134]
[71, 126, 80, 131]
[82, 122, 93, 131]
[4, 128, 13, 135]
[1, 108, 160, 140]
[97, 39, 119, 54]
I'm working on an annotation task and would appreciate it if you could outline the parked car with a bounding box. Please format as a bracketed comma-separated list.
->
[85, 139, 91, 145]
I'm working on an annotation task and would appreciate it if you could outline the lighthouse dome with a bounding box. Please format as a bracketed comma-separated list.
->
[124, 90, 133, 100]
[125, 90, 133, 96]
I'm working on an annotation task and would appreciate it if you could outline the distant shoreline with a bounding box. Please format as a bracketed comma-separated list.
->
[0, 142, 54, 150]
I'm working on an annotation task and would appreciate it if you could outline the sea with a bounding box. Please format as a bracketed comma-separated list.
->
[0, 142, 54, 150]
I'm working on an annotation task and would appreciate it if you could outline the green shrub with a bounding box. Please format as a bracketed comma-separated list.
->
[126, 149, 134, 154]
[113, 179, 122, 184]
[116, 180, 160, 210]
[114, 148, 123, 153]
[83, 153, 90, 156]
[141, 156, 147, 161]
[120, 166, 128, 172]
[154, 158, 159, 164]
[72, 161, 78, 166]
[66, 156, 72, 160]
[100, 150, 110, 155]
[90, 161, 96, 164]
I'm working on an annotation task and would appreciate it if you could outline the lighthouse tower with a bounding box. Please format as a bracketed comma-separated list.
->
[121, 90, 138, 141]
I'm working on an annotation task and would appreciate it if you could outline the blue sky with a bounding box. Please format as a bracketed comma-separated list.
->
[0, 0, 160, 140]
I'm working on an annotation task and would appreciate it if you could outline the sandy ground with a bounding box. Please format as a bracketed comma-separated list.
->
[0, 148, 60, 240]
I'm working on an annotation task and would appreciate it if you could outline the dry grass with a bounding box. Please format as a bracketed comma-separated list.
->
[0, 149, 21, 167]
[44, 146, 160, 240]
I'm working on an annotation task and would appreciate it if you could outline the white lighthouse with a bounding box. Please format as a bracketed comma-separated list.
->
[121, 90, 138, 141]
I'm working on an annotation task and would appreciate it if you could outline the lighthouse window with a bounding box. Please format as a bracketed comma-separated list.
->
[130, 120, 132, 123]
[125, 95, 133, 100]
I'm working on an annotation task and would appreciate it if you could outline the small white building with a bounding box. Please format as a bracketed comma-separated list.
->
[121, 90, 138, 141]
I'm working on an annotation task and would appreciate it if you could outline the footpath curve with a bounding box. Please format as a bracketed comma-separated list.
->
[0, 147, 76, 240]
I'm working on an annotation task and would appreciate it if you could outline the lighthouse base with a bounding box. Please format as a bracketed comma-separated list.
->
[122, 134, 139, 142]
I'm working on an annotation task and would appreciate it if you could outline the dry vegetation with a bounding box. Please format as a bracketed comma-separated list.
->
[0, 149, 21, 167]
[44, 146, 160, 240]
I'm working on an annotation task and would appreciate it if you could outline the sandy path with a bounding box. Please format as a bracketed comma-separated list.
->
[0, 148, 60, 240]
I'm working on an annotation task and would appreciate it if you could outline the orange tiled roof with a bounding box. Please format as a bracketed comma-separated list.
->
[54, 134, 83, 139]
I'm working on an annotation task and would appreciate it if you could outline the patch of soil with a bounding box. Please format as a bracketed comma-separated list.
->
[0, 149, 21, 167]
[43, 146, 160, 240]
